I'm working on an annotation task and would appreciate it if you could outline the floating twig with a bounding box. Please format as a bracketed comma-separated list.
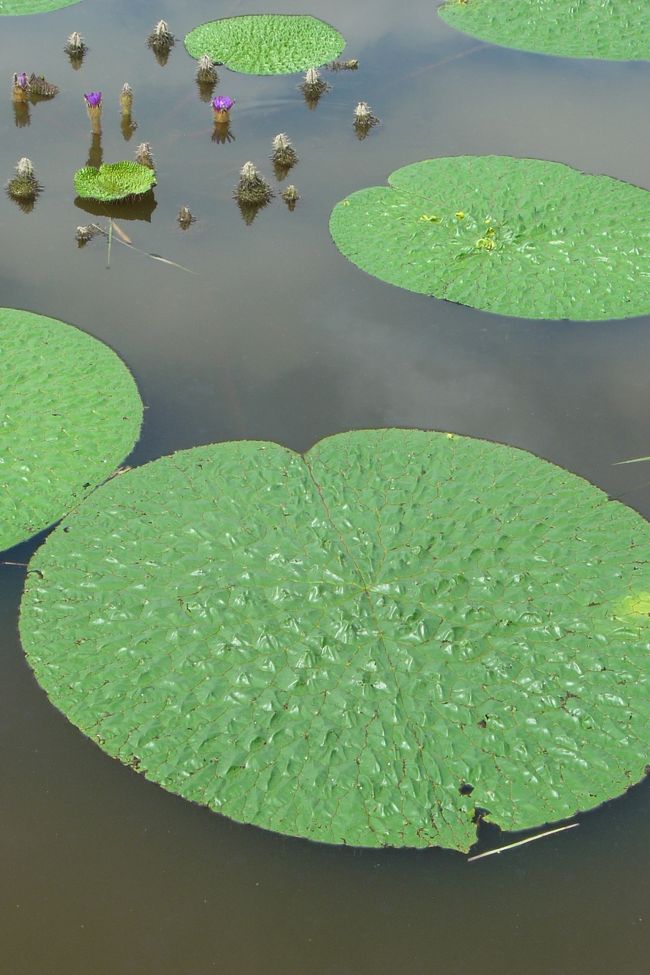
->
[467, 822, 579, 862]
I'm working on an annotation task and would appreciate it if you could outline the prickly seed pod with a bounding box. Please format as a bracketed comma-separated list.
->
[328, 59, 359, 71]
[120, 83, 133, 115]
[28, 74, 58, 98]
[76, 223, 102, 245]
[135, 142, 155, 169]
[272, 134, 298, 166]
[299, 66, 329, 107]
[16, 157, 34, 178]
[235, 161, 273, 207]
[281, 185, 299, 211]
[177, 206, 194, 229]
[147, 20, 175, 52]
[196, 54, 218, 85]
[65, 32, 87, 55]
[353, 101, 379, 138]
[7, 156, 39, 201]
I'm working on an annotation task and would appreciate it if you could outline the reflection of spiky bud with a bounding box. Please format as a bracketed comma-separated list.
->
[282, 185, 299, 211]
[135, 142, 155, 169]
[147, 20, 175, 53]
[7, 156, 40, 201]
[196, 54, 218, 85]
[177, 206, 195, 229]
[235, 161, 273, 206]
[120, 82, 133, 115]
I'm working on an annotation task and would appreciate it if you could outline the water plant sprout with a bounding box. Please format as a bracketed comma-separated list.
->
[353, 101, 379, 138]
[135, 143, 155, 169]
[196, 54, 218, 85]
[282, 185, 299, 211]
[235, 162, 273, 207]
[147, 20, 174, 64]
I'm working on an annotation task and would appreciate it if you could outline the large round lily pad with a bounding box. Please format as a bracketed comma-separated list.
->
[329, 155, 650, 321]
[438, 0, 650, 62]
[1, 309, 142, 552]
[0, 0, 83, 13]
[74, 163, 156, 203]
[184, 14, 345, 75]
[20, 430, 650, 851]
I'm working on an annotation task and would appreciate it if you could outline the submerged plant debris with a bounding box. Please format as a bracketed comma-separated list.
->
[184, 14, 345, 75]
[329, 155, 650, 320]
[74, 161, 156, 202]
[19, 429, 650, 851]
[0, 308, 142, 552]
[439, 0, 650, 61]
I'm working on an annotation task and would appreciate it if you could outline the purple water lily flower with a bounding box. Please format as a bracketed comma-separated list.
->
[84, 91, 102, 108]
[212, 95, 234, 113]
[15, 72, 28, 89]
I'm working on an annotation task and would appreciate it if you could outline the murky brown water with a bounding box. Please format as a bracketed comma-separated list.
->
[1, 2, 649, 972]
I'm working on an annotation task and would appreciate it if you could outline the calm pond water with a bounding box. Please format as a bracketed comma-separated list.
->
[1, 1, 649, 972]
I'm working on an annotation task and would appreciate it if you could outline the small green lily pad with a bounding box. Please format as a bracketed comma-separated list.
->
[184, 14, 345, 75]
[438, 0, 650, 62]
[329, 155, 650, 320]
[1, 309, 142, 552]
[74, 162, 156, 203]
[0, 0, 82, 12]
[20, 430, 650, 851]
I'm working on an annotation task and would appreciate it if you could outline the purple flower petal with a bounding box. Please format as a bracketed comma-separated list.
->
[84, 91, 102, 108]
[212, 95, 234, 112]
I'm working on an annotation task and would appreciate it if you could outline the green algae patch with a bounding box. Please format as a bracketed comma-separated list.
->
[20, 429, 650, 851]
[438, 0, 650, 62]
[184, 14, 345, 75]
[1, 309, 142, 552]
[0, 0, 83, 13]
[74, 162, 156, 203]
[329, 155, 650, 321]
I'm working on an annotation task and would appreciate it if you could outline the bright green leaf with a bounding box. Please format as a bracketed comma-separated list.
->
[74, 162, 156, 203]
[20, 430, 650, 851]
[184, 14, 345, 75]
[0, 308, 142, 551]
[329, 155, 650, 320]
[438, 0, 650, 61]
[0, 0, 83, 13]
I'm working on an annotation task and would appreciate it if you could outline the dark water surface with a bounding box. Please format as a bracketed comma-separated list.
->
[1, 1, 649, 972]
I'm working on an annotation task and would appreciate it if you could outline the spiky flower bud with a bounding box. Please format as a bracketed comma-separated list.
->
[196, 54, 218, 85]
[7, 156, 39, 201]
[120, 82, 133, 115]
[281, 185, 300, 211]
[177, 206, 194, 229]
[16, 157, 33, 178]
[271, 133, 298, 177]
[135, 142, 155, 169]
[65, 32, 86, 54]
[147, 20, 175, 53]
[235, 161, 273, 207]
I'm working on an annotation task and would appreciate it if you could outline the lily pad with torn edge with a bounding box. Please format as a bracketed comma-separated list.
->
[184, 14, 345, 75]
[1, 308, 143, 552]
[20, 429, 650, 851]
[329, 155, 650, 320]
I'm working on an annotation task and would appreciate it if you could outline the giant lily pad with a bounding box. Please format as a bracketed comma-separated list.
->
[184, 14, 345, 75]
[74, 162, 156, 203]
[438, 0, 650, 62]
[329, 155, 650, 321]
[1, 309, 142, 552]
[0, 0, 83, 12]
[20, 430, 650, 851]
